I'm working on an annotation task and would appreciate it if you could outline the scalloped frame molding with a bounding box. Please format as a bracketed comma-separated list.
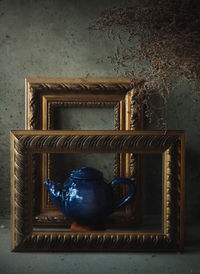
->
[10, 130, 185, 252]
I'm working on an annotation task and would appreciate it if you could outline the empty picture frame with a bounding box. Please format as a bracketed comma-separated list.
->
[25, 78, 143, 131]
[10, 130, 185, 252]
[25, 78, 143, 225]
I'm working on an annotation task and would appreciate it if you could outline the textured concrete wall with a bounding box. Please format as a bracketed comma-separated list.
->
[0, 0, 200, 222]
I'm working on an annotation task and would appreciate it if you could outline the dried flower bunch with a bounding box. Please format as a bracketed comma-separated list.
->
[90, 0, 200, 128]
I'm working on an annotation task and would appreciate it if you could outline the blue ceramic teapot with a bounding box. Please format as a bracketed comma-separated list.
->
[44, 167, 135, 225]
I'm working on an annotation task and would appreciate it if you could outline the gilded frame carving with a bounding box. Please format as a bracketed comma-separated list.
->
[10, 130, 185, 252]
[25, 78, 143, 131]
[25, 78, 143, 225]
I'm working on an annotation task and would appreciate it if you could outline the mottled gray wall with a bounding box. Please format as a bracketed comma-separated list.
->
[0, 0, 199, 222]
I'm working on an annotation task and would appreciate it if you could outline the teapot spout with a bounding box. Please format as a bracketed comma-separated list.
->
[44, 179, 53, 189]
[44, 179, 65, 214]
[44, 179, 62, 192]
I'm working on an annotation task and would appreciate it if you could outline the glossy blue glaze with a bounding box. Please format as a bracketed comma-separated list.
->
[44, 167, 135, 225]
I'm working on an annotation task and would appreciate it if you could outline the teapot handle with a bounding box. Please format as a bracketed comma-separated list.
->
[111, 178, 135, 210]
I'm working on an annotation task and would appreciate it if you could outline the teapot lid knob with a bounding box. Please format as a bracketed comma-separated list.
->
[70, 166, 103, 180]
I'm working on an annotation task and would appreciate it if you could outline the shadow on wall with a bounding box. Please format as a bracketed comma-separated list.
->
[185, 148, 200, 223]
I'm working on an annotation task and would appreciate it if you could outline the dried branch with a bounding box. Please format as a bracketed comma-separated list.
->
[90, 0, 200, 128]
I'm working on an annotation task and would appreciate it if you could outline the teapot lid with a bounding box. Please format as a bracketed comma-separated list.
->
[70, 167, 103, 180]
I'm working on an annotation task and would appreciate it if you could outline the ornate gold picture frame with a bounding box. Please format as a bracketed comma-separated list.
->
[10, 130, 185, 252]
[25, 78, 143, 131]
[25, 78, 143, 225]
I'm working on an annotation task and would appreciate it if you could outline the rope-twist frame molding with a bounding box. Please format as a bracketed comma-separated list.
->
[11, 131, 185, 252]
